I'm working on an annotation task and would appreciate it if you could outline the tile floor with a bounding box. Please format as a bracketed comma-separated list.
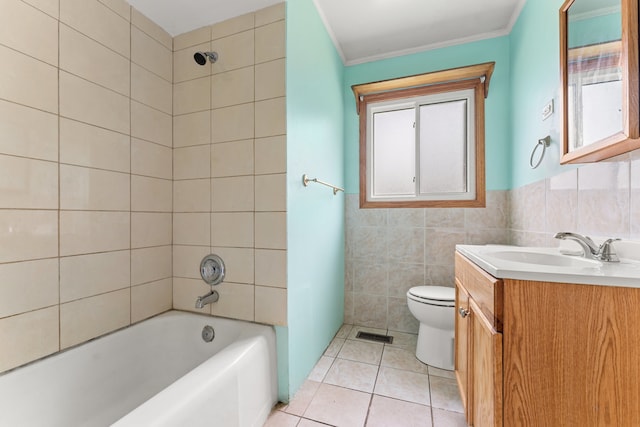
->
[264, 324, 466, 427]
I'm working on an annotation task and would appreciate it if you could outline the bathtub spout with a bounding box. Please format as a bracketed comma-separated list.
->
[195, 290, 219, 309]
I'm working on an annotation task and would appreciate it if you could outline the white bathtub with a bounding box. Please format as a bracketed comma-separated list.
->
[0, 311, 277, 427]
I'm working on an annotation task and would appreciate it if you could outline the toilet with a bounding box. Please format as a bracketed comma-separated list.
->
[406, 285, 455, 370]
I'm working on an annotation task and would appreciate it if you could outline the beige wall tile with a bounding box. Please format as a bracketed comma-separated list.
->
[0, 259, 58, 318]
[211, 103, 255, 143]
[172, 277, 211, 314]
[174, 26, 211, 51]
[59, 24, 130, 96]
[173, 42, 211, 83]
[98, 0, 130, 20]
[60, 288, 130, 349]
[211, 282, 254, 321]
[255, 21, 285, 63]
[173, 212, 211, 246]
[0, 45, 57, 113]
[60, 71, 129, 134]
[60, 0, 130, 58]
[60, 211, 129, 256]
[131, 245, 172, 285]
[174, 145, 211, 180]
[173, 179, 211, 212]
[211, 139, 254, 177]
[174, 76, 210, 115]
[255, 249, 286, 288]
[0, 307, 59, 372]
[0, 155, 58, 209]
[211, 30, 255, 73]
[255, 286, 287, 325]
[22, 0, 59, 19]
[255, 212, 287, 249]
[255, 59, 285, 101]
[211, 13, 254, 40]
[0, 0, 58, 66]
[60, 118, 129, 173]
[131, 278, 172, 323]
[255, 136, 286, 175]
[211, 212, 254, 247]
[174, 111, 211, 147]
[132, 26, 172, 82]
[255, 97, 286, 137]
[132, 139, 172, 179]
[131, 176, 173, 212]
[131, 63, 172, 114]
[60, 165, 129, 211]
[0, 100, 58, 161]
[131, 7, 172, 50]
[0, 210, 58, 263]
[60, 250, 130, 302]
[212, 176, 254, 212]
[173, 245, 211, 278]
[131, 101, 172, 147]
[211, 247, 254, 284]
[255, 174, 286, 211]
[211, 66, 254, 108]
[131, 212, 172, 248]
[255, 3, 285, 26]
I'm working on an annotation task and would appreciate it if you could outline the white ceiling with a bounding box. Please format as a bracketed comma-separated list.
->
[127, 0, 527, 65]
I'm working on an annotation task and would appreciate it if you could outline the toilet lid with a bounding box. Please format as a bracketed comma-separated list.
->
[408, 286, 454, 301]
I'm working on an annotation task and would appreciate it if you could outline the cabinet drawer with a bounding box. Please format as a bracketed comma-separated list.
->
[455, 251, 503, 331]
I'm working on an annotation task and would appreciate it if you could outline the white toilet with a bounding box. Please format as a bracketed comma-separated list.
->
[406, 285, 455, 370]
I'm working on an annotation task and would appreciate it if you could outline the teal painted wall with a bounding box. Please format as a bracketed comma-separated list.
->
[569, 11, 621, 48]
[343, 37, 512, 193]
[284, 0, 345, 401]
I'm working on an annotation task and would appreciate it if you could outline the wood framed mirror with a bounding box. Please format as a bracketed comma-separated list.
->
[560, 0, 640, 164]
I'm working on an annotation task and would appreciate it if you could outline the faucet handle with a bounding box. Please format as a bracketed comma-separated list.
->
[598, 238, 621, 262]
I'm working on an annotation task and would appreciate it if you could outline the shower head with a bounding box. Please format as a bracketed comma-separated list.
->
[194, 51, 218, 65]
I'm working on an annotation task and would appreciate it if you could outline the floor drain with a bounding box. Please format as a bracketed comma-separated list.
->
[356, 331, 393, 344]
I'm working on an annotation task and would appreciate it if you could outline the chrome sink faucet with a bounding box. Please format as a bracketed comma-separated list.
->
[554, 232, 620, 262]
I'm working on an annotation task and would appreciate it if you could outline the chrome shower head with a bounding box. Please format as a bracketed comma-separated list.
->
[194, 51, 218, 65]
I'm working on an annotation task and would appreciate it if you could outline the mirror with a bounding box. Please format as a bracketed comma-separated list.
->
[560, 0, 640, 163]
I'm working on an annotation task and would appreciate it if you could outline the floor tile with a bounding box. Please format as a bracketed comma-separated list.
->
[324, 358, 379, 393]
[348, 326, 387, 340]
[430, 376, 463, 413]
[298, 419, 331, 427]
[263, 410, 300, 427]
[284, 380, 321, 416]
[428, 365, 455, 379]
[432, 408, 466, 426]
[385, 330, 418, 350]
[338, 339, 384, 365]
[307, 356, 334, 382]
[335, 324, 353, 339]
[365, 395, 432, 427]
[324, 337, 346, 357]
[374, 366, 430, 405]
[304, 383, 371, 427]
[381, 346, 429, 374]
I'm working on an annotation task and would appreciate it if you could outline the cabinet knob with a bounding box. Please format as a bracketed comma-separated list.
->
[459, 307, 470, 318]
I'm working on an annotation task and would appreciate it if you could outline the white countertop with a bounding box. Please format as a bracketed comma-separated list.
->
[456, 244, 640, 288]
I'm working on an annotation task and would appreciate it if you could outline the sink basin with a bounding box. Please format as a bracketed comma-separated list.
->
[486, 250, 602, 268]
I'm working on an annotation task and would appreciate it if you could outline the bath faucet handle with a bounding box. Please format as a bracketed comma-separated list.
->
[598, 238, 621, 263]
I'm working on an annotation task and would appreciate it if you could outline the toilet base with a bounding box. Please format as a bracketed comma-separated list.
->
[415, 323, 454, 370]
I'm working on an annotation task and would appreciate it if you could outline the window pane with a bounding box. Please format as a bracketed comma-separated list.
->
[372, 108, 415, 197]
[419, 100, 467, 194]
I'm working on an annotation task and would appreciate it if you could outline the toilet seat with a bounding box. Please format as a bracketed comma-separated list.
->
[407, 286, 455, 307]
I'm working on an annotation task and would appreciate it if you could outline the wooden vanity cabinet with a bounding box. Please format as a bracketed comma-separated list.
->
[455, 250, 640, 426]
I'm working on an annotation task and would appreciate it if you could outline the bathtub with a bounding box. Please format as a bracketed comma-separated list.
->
[0, 311, 277, 427]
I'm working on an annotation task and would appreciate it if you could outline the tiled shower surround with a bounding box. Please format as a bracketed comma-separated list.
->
[0, 0, 286, 374]
[345, 152, 640, 332]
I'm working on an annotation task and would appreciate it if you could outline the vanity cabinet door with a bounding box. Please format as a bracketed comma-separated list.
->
[470, 298, 503, 427]
[455, 280, 471, 422]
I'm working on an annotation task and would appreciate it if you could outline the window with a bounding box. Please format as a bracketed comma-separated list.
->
[353, 62, 494, 208]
